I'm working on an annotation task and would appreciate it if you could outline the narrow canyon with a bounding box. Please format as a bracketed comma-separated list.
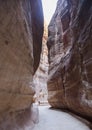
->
[0, 0, 92, 130]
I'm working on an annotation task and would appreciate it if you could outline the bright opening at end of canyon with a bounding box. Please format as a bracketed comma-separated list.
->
[42, 0, 58, 24]
[0, 0, 92, 130]
[33, 0, 58, 106]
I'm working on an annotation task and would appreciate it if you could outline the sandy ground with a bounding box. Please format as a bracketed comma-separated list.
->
[33, 106, 90, 130]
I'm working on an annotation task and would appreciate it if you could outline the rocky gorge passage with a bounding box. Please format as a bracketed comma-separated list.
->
[33, 22, 48, 104]
[47, 0, 92, 119]
[0, 0, 92, 129]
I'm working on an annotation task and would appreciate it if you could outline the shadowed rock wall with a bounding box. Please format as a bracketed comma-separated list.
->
[0, 0, 43, 129]
[47, 0, 92, 118]
[30, 0, 44, 73]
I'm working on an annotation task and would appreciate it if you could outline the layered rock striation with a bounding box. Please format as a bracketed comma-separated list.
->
[0, 0, 43, 129]
[33, 22, 48, 104]
[47, 0, 92, 119]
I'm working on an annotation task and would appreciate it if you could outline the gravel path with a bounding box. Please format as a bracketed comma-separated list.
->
[33, 106, 90, 130]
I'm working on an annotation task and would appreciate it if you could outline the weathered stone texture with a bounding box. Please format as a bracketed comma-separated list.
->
[47, 0, 92, 118]
[0, 0, 43, 129]
[0, 104, 39, 130]
[33, 22, 48, 104]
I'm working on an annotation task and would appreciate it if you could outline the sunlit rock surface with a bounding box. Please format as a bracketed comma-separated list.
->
[0, 0, 43, 129]
[47, 0, 92, 119]
[33, 22, 48, 104]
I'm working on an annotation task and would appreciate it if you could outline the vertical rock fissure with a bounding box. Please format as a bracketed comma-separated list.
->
[61, 69, 66, 97]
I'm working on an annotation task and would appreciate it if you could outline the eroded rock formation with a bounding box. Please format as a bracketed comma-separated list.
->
[47, 0, 92, 119]
[0, 0, 43, 129]
[33, 22, 48, 104]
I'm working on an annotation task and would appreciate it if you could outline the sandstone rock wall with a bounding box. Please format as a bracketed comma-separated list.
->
[47, 0, 92, 118]
[30, 0, 44, 73]
[0, 0, 43, 129]
[33, 22, 48, 104]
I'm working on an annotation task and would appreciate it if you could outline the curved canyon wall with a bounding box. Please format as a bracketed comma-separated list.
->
[0, 0, 43, 129]
[33, 22, 48, 104]
[47, 0, 92, 118]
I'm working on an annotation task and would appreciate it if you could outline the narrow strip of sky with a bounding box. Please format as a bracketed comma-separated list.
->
[42, 0, 57, 24]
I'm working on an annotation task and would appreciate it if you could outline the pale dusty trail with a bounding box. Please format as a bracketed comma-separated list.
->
[33, 106, 90, 130]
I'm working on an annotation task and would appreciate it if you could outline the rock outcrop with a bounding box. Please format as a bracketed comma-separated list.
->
[47, 0, 92, 119]
[0, 0, 43, 129]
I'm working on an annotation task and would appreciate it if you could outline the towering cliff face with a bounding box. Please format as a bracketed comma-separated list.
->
[47, 0, 92, 118]
[0, 0, 43, 129]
